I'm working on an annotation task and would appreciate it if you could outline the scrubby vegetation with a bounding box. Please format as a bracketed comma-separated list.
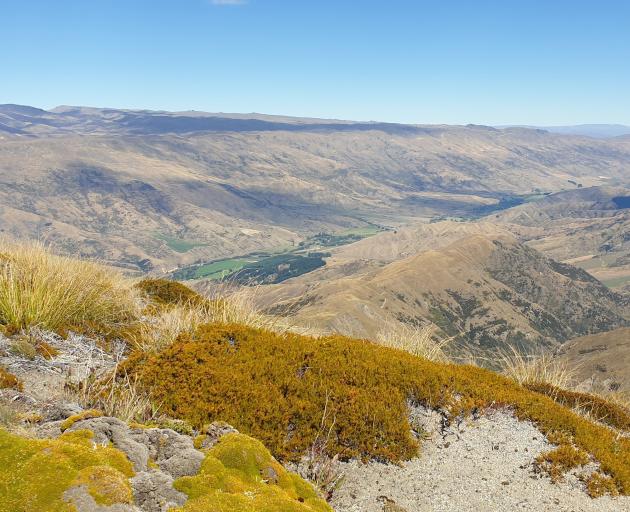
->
[132, 278, 284, 351]
[499, 346, 576, 388]
[173, 433, 331, 511]
[535, 443, 589, 482]
[0, 366, 22, 391]
[376, 320, 451, 362]
[136, 278, 208, 306]
[586, 472, 620, 498]
[122, 323, 630, 494]
[0, 240, 137, 332]
[0, 428, 134, 512]
[525, 383, 630, 431]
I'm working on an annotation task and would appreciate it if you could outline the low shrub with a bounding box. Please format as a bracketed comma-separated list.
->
[525, 382, 630, 431]
[586, 472, 619, 498]
[133, 279, 287, 351]
[122, 323, 630, 493]
[135, 278, 207, 306]
[535, 444, 589, 482]
[173, 433, 331, 512]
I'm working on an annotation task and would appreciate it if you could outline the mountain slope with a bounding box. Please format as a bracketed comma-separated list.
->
[491, 186, 630, 290]
[2, 105, 630, 270]
[261, 234, 629, 354]
[556, 328, 630, 392]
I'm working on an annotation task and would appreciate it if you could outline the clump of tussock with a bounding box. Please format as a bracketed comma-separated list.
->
[64, 367, 159, 424]
[376, 320, 451, 362]
[0, 240, 138, 332]
[133, 279, 295, 351]
[499, 346, 576, 389]
[203, 281, 290, 333]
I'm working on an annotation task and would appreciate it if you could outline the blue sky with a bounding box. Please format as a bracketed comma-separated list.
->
[2, 0, 629, 125]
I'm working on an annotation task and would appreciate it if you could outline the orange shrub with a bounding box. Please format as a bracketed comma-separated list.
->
[122, 323, 630, 494]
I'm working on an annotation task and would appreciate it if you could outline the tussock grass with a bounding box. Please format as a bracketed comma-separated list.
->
[134, 279, 295, 351]
[65, 367, 159, 424]
[376, 320, 451, 362]
[0, 240, 138, 332]
[499, 346, 576, 389]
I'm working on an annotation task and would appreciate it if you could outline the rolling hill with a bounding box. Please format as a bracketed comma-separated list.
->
[490, 186, 630, 290]
[556, 328, 630, 392]
[259, 231, 629, 356]
[2, 105, 630, 272]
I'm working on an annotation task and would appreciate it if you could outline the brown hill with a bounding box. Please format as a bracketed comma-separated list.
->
[2, 106, 630, 271]
[491, 186, 630, 290]
[261, 233, 629, 355]
[556, 328, 630, 392]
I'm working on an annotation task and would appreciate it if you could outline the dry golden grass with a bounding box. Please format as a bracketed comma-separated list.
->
[0, 239, 138, 332]
[499, 346, 577, 389]
[375, 320, 451, 362]
[203, 282, 289, 332]
[133, 280, 303, 352]
[64, 366, 159, 424]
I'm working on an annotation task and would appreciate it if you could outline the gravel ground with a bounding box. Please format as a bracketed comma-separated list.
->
[332, 409, 630, 512]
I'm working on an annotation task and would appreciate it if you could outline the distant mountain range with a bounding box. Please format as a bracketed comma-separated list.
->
[2, 104, 630, 273]
[503, 124, 630, 138]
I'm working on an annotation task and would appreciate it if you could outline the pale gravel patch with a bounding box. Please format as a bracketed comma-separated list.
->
[332, 409, 630, 512]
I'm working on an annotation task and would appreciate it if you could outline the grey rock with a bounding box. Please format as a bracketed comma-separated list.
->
[42, 400, 83, 421]
[200, 421, 239, 449]
[131, 471, 187, 512]
[64, 485, 141, 512]
[32, 419, 64, 438]
[131, 428, 204, 479]
[67, 417, 150, 472]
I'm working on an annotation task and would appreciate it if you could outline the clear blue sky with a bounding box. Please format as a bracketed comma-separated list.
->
[2, 0, 629, 125]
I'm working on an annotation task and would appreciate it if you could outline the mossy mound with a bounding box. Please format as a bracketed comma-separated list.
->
[173, 433, 331, 512]
[135, 278, 206, 306]
[0, 428, 134, 512]
[123, 323, 630, 494]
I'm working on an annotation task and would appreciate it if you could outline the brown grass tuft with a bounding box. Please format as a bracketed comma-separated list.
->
[376, 320, 451, 362]
[499, 346, 576, 389]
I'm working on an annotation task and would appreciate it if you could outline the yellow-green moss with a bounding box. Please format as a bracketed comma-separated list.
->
[0, 428, 134, 512]
[61, 409, 104, 432]
[145, 418, 195, 436]
[0, 366, 22, 391]
[72, 465, 133, 505]
[121, 323, 630, 494]
[535, 444, 590, 482]
[135, 278, 206, 306]
[173, 433, 331, 512]
[586, 472, 619, 498]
